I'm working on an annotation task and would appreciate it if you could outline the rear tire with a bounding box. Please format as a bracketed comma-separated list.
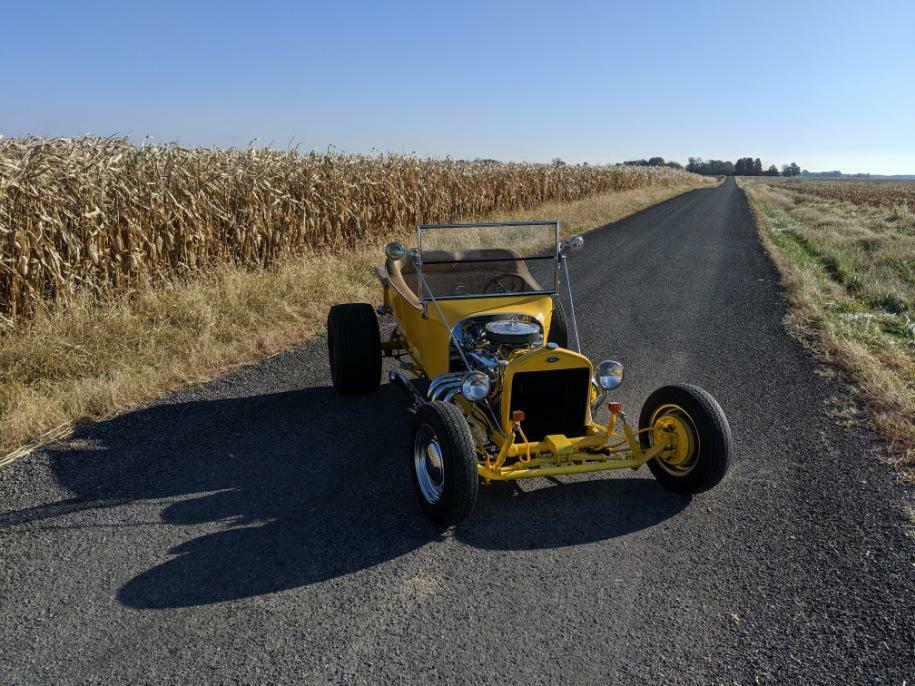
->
[327, 303, 381, 395]
[410, 402, 479, 526]
[548, 297, 569, 348]
[639, 384, 732, 494]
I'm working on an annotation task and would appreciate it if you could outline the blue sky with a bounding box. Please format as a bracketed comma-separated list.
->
[3, 0, 914, 173]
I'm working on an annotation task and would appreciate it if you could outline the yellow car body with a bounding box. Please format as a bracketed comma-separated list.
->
[377, 251, 675, 482]
[383, 289, 556, 379]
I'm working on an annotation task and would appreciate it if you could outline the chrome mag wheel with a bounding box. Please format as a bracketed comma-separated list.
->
[414, 423, 445, 503]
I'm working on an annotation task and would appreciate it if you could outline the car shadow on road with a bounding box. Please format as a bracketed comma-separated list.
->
[20, 383, 687, 609]
[458, 477, 689, 551]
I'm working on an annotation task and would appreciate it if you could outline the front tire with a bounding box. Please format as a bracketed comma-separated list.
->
[639, 384, 732, 494]
[410, 402, 479, 525]
[327, 303, 381, 395]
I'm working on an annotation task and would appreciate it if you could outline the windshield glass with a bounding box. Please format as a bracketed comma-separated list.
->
[416, 221, 559, 301]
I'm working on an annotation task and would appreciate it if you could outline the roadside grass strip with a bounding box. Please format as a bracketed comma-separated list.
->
[741, 179, 914, 476]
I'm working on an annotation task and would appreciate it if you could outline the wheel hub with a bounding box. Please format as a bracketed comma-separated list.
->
[651, 404, 699, 474]
[414, 424, 445, 503]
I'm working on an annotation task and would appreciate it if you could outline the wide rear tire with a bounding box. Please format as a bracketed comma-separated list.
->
[327, 303, 381, 395]
[639, 384, 732, 494]
[410, 402, 479, 526]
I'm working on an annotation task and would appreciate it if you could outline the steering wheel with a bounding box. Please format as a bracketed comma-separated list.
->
[483, 273, 527, 294]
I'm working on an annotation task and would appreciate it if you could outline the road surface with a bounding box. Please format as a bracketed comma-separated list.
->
[1, 178, 912, 683]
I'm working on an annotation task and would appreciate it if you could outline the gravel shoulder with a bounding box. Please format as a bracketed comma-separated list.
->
[1, 178, 912, 683]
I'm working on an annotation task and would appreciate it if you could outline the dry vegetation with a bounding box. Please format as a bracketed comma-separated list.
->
[780, 178, 915, 212]
[0, 136, 711, 460]
[0, 136, 701, 324]
[739, 177, 915, 475]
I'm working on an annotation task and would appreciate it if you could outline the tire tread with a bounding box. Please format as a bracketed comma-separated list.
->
[412, 401, 478, 525]
[327, 303, 381, 395]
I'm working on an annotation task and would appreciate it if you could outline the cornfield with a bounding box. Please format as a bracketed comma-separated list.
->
[0, 136, 705, 322]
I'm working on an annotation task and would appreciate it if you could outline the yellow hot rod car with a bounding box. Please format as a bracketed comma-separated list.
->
[327, 221, 732, 525]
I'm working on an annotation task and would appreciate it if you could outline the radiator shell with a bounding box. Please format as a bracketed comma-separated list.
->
[500, 347, 593, 440]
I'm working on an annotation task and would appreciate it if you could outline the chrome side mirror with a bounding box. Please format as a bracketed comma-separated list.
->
[384, 242, 406, 260]
[560, 235, 584, 255]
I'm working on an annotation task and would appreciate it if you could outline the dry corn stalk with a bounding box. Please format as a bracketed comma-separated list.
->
[0, 136, 707, 321]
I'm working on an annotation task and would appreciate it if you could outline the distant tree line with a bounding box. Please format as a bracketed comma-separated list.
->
[480, 155, 814, 178]
[685, 158, 736, 175]
[684, 157, 801, 177]
[621, 157, 683, 169]
[615, 159, 877, 179]
[800, 170, 872, 178]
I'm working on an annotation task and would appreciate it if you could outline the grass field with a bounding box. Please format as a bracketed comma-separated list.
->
[739, 177, 914, 475]
[780, 178, 915, 211]
[0, 138, 712, 460]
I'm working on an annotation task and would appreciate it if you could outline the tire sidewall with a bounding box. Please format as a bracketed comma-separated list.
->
[639, 384, 732, 493]
[327, 321, 340, 386]
[548, 297, 569, 348]
[411, 402, 479, 525]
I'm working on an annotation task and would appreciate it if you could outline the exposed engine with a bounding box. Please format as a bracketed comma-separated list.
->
[430, 312, 593, 443]
[429, 315, 544, 406]
[452, 314, 543, 374]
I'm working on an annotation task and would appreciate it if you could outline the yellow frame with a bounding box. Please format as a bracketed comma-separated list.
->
[476, 411, 676, 482]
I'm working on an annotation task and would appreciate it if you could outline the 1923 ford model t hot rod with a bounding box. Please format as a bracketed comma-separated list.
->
[327, 221, 732, 525]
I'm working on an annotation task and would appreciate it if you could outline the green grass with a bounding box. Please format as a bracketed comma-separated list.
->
[740, 178, 915, 475]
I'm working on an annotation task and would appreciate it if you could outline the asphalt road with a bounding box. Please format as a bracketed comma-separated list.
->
[1, 178, 912, 683]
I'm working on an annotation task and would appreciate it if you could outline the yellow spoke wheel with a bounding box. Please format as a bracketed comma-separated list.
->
[650, 404, 699, 476]
[638, 384, 733, 494]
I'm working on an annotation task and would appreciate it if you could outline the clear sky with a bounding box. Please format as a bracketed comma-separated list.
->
[3, 0, 914, 173]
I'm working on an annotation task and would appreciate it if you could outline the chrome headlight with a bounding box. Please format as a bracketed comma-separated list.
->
[461, 371, 491, 402]
[384, 242, 405, 259]
[596, 360, 624, 390]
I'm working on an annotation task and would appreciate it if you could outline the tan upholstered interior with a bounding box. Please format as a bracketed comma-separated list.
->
[383, 249, 544, 309]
